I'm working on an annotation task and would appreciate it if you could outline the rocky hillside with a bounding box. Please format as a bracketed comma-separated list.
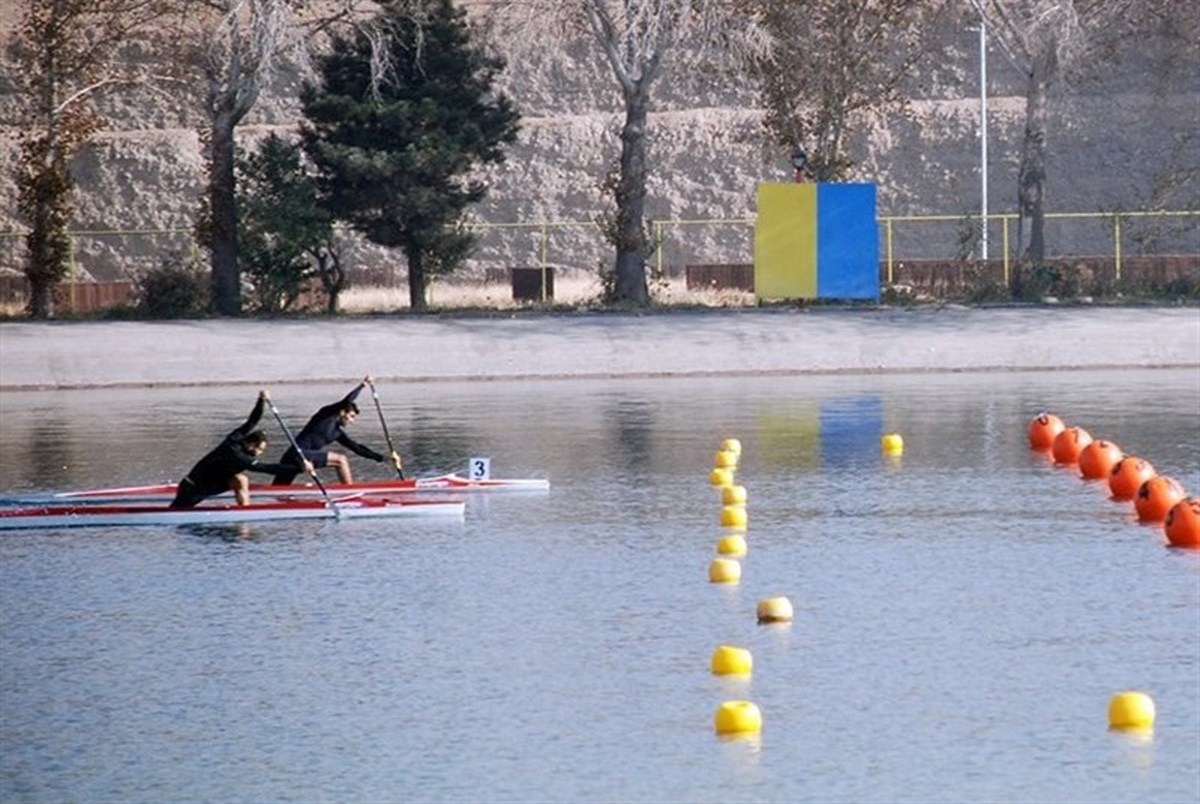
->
[1, 6, 1196, 282]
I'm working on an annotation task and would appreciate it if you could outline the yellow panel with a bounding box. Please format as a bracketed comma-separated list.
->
[754, 183, 817, 299]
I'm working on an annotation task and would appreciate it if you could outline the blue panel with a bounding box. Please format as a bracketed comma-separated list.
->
[816, 183, 879, 301]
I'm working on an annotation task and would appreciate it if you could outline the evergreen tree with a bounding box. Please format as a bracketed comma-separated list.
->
[300, 0, 519, 310]
[236, 134, 334, 314]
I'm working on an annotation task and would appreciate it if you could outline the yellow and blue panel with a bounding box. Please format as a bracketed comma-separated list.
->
[754, 182, 879, 301]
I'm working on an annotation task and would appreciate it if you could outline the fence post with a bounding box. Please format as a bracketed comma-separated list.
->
[885, 218, 894, 285]
[654, 221, 664, 281]
[1002, 217, 1010, 287]
[1113, 214, 1123, 282]
[539, 223, 548, 302]
[68, 233, 78, 312]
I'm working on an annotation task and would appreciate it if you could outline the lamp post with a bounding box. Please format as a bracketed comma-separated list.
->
[791, 147, 807, 183]
[978, 19, 989, 260]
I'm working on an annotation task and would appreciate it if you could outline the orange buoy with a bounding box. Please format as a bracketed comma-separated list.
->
[1027, 413, 1065, 450]
[1109, 457, 1156, 501]
[1052, 426, 1093, 465]
[1077, 439, 1123, 480]
[1134, 476, 1186, 523]
[1164, 498, 1200, 548]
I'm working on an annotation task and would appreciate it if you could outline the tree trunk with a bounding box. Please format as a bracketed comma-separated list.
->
[1018, 57, 1053, 265]
[209, 112, 241, 316]
[612, 87, 650, 306]
[24, 202, 63, 319]
[407, 245, 427, 310]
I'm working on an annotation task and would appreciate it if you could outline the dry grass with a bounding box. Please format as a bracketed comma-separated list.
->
[0, 273, 757, 318]
[339, 273, 755, 313]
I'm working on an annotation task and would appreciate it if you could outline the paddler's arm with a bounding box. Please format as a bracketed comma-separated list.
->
[232, 389, 270, 438]
[340, 375, 371, 407]
[336, 432, 385, 462]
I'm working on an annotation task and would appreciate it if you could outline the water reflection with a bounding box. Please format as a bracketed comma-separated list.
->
[28, 420, 74, 491]
[176, 523, 259, 542]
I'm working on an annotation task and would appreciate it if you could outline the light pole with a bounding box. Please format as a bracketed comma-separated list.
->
[791, 147, 807, 183]
[979, 19, 989, 260]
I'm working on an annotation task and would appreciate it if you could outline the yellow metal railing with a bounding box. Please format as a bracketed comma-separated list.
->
[3, 211, 1195, 294]
[879, 210, 1199, 285]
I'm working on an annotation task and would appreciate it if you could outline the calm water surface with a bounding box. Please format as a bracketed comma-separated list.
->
[1, 369, 1198, 803]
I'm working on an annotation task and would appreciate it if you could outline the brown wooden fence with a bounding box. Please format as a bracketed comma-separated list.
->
[0, 276, 135, 313]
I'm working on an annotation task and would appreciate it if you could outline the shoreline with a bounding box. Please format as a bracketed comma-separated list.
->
[1, 306, 1197, 391]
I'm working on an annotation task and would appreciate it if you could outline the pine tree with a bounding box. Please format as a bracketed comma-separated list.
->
[300, 0, 520, 310]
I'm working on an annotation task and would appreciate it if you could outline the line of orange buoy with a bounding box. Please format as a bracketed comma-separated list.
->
[1028, 411, 1197, 548]
[1029, 410, 1197, 733]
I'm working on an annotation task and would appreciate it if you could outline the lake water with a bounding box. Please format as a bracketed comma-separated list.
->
[1, 369, 1198, 803]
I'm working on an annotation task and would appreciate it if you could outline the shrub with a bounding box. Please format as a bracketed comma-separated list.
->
[135, 252, 209, 318]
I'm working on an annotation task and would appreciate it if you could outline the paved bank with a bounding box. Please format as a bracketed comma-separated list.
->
[1, 306, 1197, 390]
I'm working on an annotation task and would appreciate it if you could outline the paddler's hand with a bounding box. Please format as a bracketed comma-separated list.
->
[391, 451, 403, 472]
[259, 389, 270, 401]
[363, 374, 374, 385]
[302, 459, 315, 475]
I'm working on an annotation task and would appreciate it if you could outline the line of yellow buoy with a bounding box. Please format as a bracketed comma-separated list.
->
[1029, 411, 1198, 732]
[704, 437, 795, 738]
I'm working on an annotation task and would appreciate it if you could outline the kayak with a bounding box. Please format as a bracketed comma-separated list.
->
[1, 473, 550, 506]
[0, 497, 465, 530]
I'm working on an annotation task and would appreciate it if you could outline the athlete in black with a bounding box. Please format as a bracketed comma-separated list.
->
[271, 376, 402, 486]
[170, 391, 311, 508]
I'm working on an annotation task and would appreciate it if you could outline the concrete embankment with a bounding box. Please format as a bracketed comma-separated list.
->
[0, 306, 1197, 390]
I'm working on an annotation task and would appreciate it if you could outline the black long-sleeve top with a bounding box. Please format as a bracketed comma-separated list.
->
[291, 383, 385, 461]
[180, 397, 299, 494]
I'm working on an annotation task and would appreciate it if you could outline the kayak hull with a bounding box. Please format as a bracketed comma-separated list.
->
[2, 473, 550, 506]
[0, 498, 465, 530]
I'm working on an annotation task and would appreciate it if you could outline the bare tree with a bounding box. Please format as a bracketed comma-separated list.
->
[750, 0, 951, 182]
[484, 1, 770, 307]
[969, 0, 1133, 268]
[11, 0, 178, 318]
[187, 0, 312, 316]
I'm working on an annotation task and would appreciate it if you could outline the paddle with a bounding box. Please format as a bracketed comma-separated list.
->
[366, 378, 406, 480]
[266, 397, 343, 520]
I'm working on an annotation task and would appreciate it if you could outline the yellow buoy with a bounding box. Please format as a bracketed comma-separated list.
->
[709, 467, 734, 487]
[881, 433, 904, 455]
[719, 505, 747, 529]
[1108, 691, 1156, 730]
[721, 485, 748, 506]
[710, 645, 753, 675]
[721, 438, 742, 455]
[756, 596, 794, 623]
[708, 557, 741, 584]
[714, 450, 738, 469]
[716, 533, 747, 556]
[714, 700, 762, 735]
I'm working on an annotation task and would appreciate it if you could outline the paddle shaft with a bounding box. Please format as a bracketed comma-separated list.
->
[366, 380, 405, 479]
[266, 399, 341, 516]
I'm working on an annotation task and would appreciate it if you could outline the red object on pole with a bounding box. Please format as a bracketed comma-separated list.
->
[795, 169, 805, 184]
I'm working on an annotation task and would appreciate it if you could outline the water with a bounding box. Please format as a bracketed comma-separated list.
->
[2, 370, 1198, 803]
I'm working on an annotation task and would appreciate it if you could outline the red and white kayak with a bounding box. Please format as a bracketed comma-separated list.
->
[0, 497, 465, 530]
[3, 473, 550, 506]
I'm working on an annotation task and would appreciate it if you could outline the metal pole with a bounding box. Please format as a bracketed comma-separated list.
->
[980, 20, 989, 261]
[539, 223, 548, 301]
[886, 219, 894, 284]
[1114, 214, 1123, 282]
